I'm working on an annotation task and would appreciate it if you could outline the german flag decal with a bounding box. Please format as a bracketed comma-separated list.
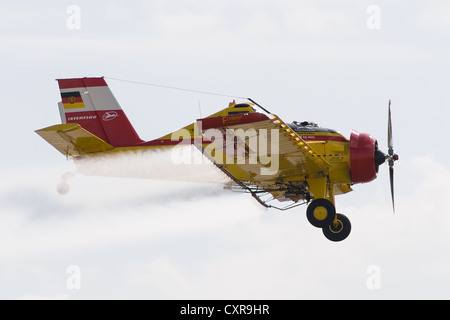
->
[61, 91, 85, 109]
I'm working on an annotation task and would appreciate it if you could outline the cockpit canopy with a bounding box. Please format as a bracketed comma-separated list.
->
[288, 121, 338, 134]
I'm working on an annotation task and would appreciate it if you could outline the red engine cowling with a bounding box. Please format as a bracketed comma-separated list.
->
[349, 131, 379, 184]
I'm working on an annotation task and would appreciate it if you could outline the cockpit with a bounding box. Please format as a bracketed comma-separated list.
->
[288, 121, 338, 134]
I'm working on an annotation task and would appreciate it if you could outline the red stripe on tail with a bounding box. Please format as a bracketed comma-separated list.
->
[57, 77, 108, 89]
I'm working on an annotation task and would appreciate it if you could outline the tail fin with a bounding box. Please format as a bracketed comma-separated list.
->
[57, 77, 143, 147]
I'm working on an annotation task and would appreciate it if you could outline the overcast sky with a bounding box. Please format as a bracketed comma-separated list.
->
[1, 0, 450, 300]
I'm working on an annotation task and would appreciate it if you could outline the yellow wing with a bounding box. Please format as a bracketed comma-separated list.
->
[196, 112, 331, 207]
[35, 123, 114, 157]
[230, 114, 328, 179]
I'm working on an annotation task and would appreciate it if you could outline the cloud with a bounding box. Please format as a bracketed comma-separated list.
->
[0, 151, 253, 259]
[282, 3, 358, 36]
[418, 2, 450, 30]
[2, 153, 450, 299]
[17, 294, 69, 300]
[152, 10, 224, 35]
[0, 155, 264, 299]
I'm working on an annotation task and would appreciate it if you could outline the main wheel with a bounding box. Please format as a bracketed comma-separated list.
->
[306, 198, 336, 228]
[322, 213, 351, 242]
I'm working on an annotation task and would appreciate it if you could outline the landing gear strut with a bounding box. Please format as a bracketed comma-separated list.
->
[305, 178, 352, 242]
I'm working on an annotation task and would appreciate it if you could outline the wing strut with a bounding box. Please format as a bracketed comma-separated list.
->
[193, 140, 270, 208]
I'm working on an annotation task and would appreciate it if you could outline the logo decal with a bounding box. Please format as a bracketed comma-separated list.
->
[68, 96, 77, 104]
[102, 111, 119, 122]
[222, 114, 243, 125]
[67, 115, 97, 121]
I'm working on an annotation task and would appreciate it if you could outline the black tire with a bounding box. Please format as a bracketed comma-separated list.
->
[306, 198, 336, 228]
[322, 213, 351, 242]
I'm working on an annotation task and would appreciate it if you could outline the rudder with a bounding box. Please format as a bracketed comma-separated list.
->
[57, 77, 143, 147]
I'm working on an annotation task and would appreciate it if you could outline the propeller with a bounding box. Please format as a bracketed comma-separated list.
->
[386, 100, 399, 213]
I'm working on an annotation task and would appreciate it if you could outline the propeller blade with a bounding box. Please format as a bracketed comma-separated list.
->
[389, 165, 395, 214]
[388, 99, 393, 152]
[387, 99, 396, 214]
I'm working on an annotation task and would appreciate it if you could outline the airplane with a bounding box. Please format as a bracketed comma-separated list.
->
[35, 77, 398, 242]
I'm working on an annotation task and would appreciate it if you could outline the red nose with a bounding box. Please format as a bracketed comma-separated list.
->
[349, 131, 378, 184]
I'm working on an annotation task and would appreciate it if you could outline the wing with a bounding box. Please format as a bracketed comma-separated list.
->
[196, 112, 331, 208]
[35, 123, 114, 157]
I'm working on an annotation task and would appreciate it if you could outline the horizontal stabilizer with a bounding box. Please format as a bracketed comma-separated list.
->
[35, 123, 114, 157]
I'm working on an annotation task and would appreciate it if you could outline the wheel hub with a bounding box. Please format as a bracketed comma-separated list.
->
[313, 206, 328, 221]
[330, 220, 344, 234]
